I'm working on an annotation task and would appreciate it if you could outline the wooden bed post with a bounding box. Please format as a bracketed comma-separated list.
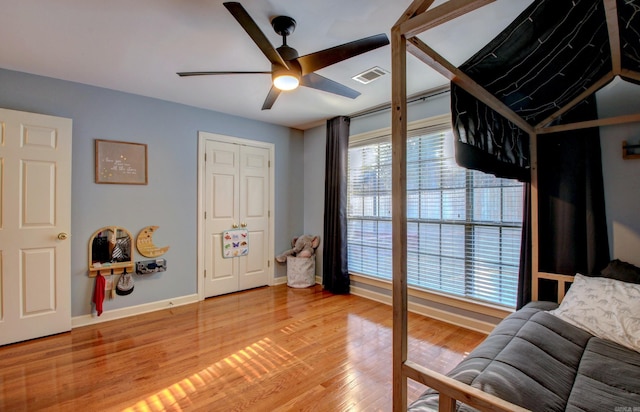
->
[391, 19, 409, 412]
[530, 131, 540, 301]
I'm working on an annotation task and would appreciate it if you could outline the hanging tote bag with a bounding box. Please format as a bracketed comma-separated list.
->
[116, 269, 134, 296]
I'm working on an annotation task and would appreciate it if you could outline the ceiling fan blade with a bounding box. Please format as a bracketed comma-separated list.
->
[223, 2, 289, 69]
[177, 71, 271, 77]
[297, 33, 389, 75]
[261, 86, 281, 110]
[300, 73, 360, 99]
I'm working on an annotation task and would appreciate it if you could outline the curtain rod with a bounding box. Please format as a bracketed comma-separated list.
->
[349, 85, 450, 120]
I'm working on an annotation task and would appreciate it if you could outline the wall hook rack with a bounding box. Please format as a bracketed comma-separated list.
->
[88, 226, 134, 277]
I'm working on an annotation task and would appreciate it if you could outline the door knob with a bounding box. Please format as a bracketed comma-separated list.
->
[241, 222, 247, 228]
[232, 223, 238, 228]
[58, 232, 69, 240]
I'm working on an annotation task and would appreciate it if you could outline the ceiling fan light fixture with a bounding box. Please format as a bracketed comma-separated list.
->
[273, 72, 300, 91]
[183, 3, 390, 109]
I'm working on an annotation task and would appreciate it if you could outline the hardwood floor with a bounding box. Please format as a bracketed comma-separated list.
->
[0, 284, 485, 411]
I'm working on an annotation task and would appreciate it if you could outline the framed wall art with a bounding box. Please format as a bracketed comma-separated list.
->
[95, 139, 148, 185]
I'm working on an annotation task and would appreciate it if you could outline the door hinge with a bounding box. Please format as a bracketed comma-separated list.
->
[204, 269, 207, 278]
[268, 160, 271, 168]
[268, 210, 270, 218]
[268, 260, 270, 268]
[204, 211, 207, 219]
[204, 153, 207, 162]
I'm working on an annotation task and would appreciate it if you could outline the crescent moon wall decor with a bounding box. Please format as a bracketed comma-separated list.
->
[136, 225, 170, 258]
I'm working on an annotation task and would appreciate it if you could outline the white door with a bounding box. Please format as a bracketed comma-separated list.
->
[0, 108, 72, 346]
[238, 144, 270, 291]
[202, 136, 272, 298]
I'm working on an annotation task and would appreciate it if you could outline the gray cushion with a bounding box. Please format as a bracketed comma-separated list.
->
[408, 302, 640, 412]
[566, 338, 640, 411]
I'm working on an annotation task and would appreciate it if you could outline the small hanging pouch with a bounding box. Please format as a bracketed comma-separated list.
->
[116, 269, 134, 296]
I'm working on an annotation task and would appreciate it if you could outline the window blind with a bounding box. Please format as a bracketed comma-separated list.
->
[347, 123, 523, 307]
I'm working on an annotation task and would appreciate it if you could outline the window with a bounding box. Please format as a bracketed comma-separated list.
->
[347, 118, 523, 307]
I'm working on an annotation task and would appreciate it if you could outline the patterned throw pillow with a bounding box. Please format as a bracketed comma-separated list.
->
[548, 273, 640, 352]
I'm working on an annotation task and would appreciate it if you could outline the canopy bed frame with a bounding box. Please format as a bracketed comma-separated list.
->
[390, 0, 640, 410]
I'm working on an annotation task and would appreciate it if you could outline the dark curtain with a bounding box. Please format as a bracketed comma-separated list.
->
[537, 101, 610, 278]
[323, 116, 350, 294]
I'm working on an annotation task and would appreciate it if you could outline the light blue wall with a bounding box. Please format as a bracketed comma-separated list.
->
[302, 124, 326, 277]
[597, 80, 640, 267]
[0, 68, 304, 317]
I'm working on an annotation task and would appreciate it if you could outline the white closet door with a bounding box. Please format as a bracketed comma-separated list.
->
[238, 145, 270, 291]
[203, 138, 271, 298]
[204, 140, 240, 297]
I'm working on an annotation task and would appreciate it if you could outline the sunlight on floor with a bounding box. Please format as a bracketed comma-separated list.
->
[122, 336, 301, 411]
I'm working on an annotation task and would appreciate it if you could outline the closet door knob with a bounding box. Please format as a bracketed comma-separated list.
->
[232, 223, 238, 229]
[58, 232, 69, 240]
[241, 222, 247, 228]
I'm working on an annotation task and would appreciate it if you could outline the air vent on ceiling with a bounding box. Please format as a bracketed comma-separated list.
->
[352, 66, 388, 84]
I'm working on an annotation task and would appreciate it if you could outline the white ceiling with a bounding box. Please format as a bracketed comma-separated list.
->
[0, 0, 533, 130]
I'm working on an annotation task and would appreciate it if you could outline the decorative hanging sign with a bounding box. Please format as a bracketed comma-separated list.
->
[222, 229, 249, 258]
[136, 225, 170, 258]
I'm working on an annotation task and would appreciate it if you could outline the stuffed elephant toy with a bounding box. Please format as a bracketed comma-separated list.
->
[275, 235, 320, 263]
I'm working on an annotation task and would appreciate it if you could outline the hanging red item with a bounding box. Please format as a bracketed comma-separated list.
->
[93, 272, 106, 316]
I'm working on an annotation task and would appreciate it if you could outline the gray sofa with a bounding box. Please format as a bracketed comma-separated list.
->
[409, 301, 640, 411]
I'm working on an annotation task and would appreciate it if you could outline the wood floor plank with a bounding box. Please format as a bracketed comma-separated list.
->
[0, 284, 485, 411]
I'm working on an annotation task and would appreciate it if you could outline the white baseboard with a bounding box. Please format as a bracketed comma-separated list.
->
[350, 285, 495, 334]
[72, 294, 199, 328]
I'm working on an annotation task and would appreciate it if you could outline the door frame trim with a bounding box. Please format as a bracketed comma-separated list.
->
[196, 132, 275, 300]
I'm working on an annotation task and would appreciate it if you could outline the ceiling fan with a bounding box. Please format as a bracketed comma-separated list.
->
[177, 2, 390, 110]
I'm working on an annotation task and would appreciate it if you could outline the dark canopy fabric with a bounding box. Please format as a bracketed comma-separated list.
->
[460, 0, 612, 125]
[452, 86, 531, 182]
[453, 0, 615, 181]
[619, 0, 640, 82]
[450, 0, 615, 305]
